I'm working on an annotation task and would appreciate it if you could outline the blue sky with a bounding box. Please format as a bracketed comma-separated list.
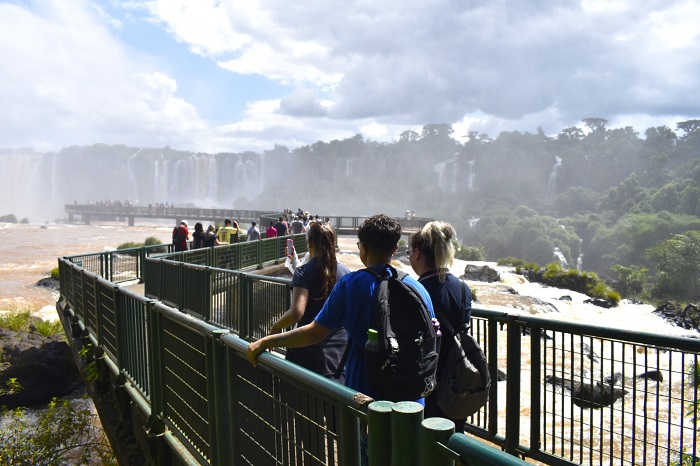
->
[1, 0, 699, 153]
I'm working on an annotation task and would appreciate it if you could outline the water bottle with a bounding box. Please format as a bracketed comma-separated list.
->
[365, 329, 381, 386]
[365, 328, 380, 353]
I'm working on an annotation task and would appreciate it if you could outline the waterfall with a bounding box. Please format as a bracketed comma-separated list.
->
[467, 160, 476, 192]
[576, 254, 583, 271]
[469, 217, 480, 228]
[433, 157, 459, 194]
[546, 156, 562, 201]
[126, 149, 141, 203]
[0, 148, 274, 221]
[553, 247, 568, 268]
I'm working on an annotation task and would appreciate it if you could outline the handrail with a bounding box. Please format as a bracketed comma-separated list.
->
[58, 233, 700, 465]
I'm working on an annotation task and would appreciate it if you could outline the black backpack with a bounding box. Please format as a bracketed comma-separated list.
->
[434, 282, 490, 418]
[360, 265, 439, 401]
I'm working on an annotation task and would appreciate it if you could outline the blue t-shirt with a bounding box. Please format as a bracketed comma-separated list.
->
[314, 264, 435, 399]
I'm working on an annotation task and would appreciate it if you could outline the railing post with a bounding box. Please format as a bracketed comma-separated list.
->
[241, 274, 251, 340]
[257, 238, 264, 269]
[421, 418, 455, 466]
[208, 329, 232, 465]
[368, 401, 393, 465]
[339, 404, 362, 465]
[505, 315, 522, 455]
[488, 315, 499, 437]
[391, 401, 424, 466]
[139, 246, 146, 283]
[530, 324, 542, 454]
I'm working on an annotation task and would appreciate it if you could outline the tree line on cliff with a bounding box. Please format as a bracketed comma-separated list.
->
[253, 118, 700, 305]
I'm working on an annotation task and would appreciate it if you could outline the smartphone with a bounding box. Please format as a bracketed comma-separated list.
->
[287, 238, 294, 255]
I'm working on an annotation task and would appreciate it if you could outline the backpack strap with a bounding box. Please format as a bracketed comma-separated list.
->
[431, 280, 470, 337]
[334, 340, 351, 379]
[333, 265, 401, 379]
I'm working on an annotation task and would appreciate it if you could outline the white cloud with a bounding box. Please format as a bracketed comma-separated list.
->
[2, 0, 699, 154]
[0, 0, 208, 150]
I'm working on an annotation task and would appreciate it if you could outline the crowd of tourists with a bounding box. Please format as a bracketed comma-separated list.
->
[171, 207, 326, 252]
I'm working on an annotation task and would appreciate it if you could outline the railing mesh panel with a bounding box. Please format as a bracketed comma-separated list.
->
[161, 316, 211, 463]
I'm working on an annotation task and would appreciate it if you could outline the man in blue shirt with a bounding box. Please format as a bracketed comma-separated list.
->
[247, 214, 435, 401]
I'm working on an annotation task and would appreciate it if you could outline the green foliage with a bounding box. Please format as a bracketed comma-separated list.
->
[611, 264, 649, 299]
[0, 378, 22, 396]
[0, 397, 116, 465]
[34, 320, 63, 338]
[116, 241, 142, 250]
[497, 257, 526, 268]
[0, 311, 33, 332]
[49, 267, 59, 279]
[519, 262, 620, 305]
[456, 245, 486, 261]
[646, 231, 700, 302]
[0, 311, 62, 337]
[144, 236, 163, 247]
[0, 213, 18, 223]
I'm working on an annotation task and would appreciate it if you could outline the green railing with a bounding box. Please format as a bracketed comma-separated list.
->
[59, 236, 700, 466]
[59, 256, 527, 465]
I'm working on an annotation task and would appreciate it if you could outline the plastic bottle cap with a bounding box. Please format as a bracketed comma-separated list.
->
[367, 329, 378, 340]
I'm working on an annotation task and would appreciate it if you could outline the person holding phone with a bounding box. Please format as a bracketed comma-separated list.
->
[267, 221, 350, 380]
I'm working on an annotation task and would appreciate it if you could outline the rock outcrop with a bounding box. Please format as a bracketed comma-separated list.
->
[653, 301, 700, 331]
[461, 264, 500, 283]
[545, 375, 628, 409]
[0, 329, 82, 408]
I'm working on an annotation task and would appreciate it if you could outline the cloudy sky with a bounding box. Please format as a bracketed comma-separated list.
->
[1, 0, 698, 153]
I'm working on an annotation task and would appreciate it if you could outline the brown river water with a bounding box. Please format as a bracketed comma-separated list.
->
[0, 221, 173, 318]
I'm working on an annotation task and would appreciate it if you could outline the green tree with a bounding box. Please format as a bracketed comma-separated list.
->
[646, 231, 700, 301]
[0, 397, 115, 465]
[611, 264, 650, 299]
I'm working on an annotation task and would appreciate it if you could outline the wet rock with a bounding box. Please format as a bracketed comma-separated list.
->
[545, 374, 628, 409]
[461, 264, 500, 283]
[0, 329, 82, 408]
[559, 295, 572, 301]
[604, 372, 623, 386]
[638, 370, 664, 382]
[36, 277, 60, 291]
[583, 298, 615, 308]
[652, 301, 700, 331]
[581, 342, 600, 362]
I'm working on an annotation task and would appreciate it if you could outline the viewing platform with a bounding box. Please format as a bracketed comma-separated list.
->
[64, 203, 427, 236]
[55, 217, 700, 465]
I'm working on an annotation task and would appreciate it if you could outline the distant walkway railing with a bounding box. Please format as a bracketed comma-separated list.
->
[58, 238, 700, 465]
[64, 204, 431, 234]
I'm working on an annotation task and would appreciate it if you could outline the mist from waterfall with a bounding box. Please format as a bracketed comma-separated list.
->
[467, 160, 476, 192]
[0, 148, 272, 222]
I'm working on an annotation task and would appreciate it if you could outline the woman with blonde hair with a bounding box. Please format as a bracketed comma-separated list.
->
[407, 220, 472, 430]
[268, 221, 349, 379]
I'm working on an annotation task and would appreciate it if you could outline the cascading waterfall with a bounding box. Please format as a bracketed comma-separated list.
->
[0, 148, 271, 221]
[126, 149, 142, 203]
[434, 157, 459, 194]
[467, 160, 476, 192]
[546, 156, 562, 201]
[553, 247, 568, 268]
